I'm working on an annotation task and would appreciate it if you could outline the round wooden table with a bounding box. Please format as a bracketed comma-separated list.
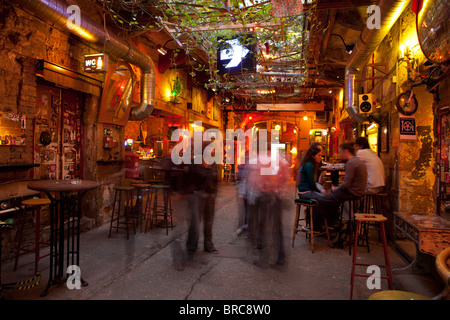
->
[27, 179, 99, 296]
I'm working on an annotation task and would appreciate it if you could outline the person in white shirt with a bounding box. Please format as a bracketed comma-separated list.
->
[354, 137, 385, 194]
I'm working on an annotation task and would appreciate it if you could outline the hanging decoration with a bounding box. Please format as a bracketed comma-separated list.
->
[271, 0, 304, 18]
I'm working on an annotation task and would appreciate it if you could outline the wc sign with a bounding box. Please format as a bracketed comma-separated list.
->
[84, 53, 109, 72]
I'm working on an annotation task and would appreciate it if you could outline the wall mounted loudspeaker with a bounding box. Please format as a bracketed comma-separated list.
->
[358, 94, 374, 114]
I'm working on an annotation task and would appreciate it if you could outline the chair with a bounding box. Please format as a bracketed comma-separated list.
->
[14, 198, 51, 273]
[369, 246, 450, 300]
[145, 184, 173, 235]
[108, 185, 136, 239]
[350, 213, 393, 300]
[292, 198, 331, 253]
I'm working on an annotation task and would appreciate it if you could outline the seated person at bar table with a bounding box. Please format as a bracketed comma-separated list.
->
[297, 146, 325, 200]
[296, 142, 324, 192]
[314, 142, 367, 229]
[354, 137, 385, 194]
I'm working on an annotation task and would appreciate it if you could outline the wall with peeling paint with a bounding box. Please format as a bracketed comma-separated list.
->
[361, 8, 437, 236]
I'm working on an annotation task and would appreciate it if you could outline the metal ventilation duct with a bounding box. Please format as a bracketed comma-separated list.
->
[345, 0, 411, 123]
[11, 0, 155, 121]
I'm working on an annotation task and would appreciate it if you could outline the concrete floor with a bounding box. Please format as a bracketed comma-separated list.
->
[1, 182, 445, 302]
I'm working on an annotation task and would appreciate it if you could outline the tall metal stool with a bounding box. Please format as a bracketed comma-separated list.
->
[292, 198, 330, 253]
[350, 213, 393, 300]
[108, 185, 136, 239]
[14, 198, 51, 273]
[146, 184, 173, 235]
[131, 183, 154, 232]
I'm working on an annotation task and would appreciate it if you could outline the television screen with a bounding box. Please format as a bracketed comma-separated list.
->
[217, 33, 257, 75]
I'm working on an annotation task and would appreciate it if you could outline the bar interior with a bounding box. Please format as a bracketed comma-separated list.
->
[0, 0, 449, 302]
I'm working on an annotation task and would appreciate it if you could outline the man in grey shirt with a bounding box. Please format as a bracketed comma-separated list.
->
[313, 142, 367, 230]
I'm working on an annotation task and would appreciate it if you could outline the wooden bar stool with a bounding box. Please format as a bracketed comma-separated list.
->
[146, 185, 173, 235]
[108, 185, 136, 240]
[350, 213, 393, 300]
[362, 192, 388, 251]
[14, 198, 51, 273]
[131, 183, 154, 232]
[292, 198, 330, 253]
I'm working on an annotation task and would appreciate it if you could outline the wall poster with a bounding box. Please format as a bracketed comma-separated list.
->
[98, 62, 136, 126]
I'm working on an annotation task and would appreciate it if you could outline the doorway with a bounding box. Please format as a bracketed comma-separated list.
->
[34, 82, 84, 180]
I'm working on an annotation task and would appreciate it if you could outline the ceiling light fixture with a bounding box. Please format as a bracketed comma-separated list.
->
[331, 34, 355, 54]
[157, 45, 167, 55]
[157, 38, 176, 56]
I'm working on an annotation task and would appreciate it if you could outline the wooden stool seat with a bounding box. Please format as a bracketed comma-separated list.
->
[152, 184, 170, 189]
[355, 213, 387, 223]
[294, 198, 317, 205]
[114, 185, 135, 191]
[15, 198, 51, 273]
[147, 179, 163, 184]
[292, 198, 330, 252]
[131, 183, 153, 189]
[22, 198, 51, 206]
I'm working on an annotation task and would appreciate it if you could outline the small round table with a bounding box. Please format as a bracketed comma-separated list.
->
[319, 166, 345, 186]
[27, 179, 99, 296]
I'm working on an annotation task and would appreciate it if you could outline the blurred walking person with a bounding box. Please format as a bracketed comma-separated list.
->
[244, 146, 290, 267]
[185, 141, 219, 254]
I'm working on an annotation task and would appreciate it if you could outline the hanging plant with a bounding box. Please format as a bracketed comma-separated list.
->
[154, 0, 318, 97]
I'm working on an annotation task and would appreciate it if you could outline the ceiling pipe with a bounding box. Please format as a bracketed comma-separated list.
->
[345, 0, 411, 123]
[10, 0, 155, 121]
[320, 9, 337, 61]
[261, 72, 305, 77]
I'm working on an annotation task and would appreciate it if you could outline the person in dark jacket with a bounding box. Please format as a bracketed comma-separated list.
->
[185, 142, 219, 254]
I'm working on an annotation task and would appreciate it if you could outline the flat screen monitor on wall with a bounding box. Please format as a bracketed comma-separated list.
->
[217, 33, 257, 75]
